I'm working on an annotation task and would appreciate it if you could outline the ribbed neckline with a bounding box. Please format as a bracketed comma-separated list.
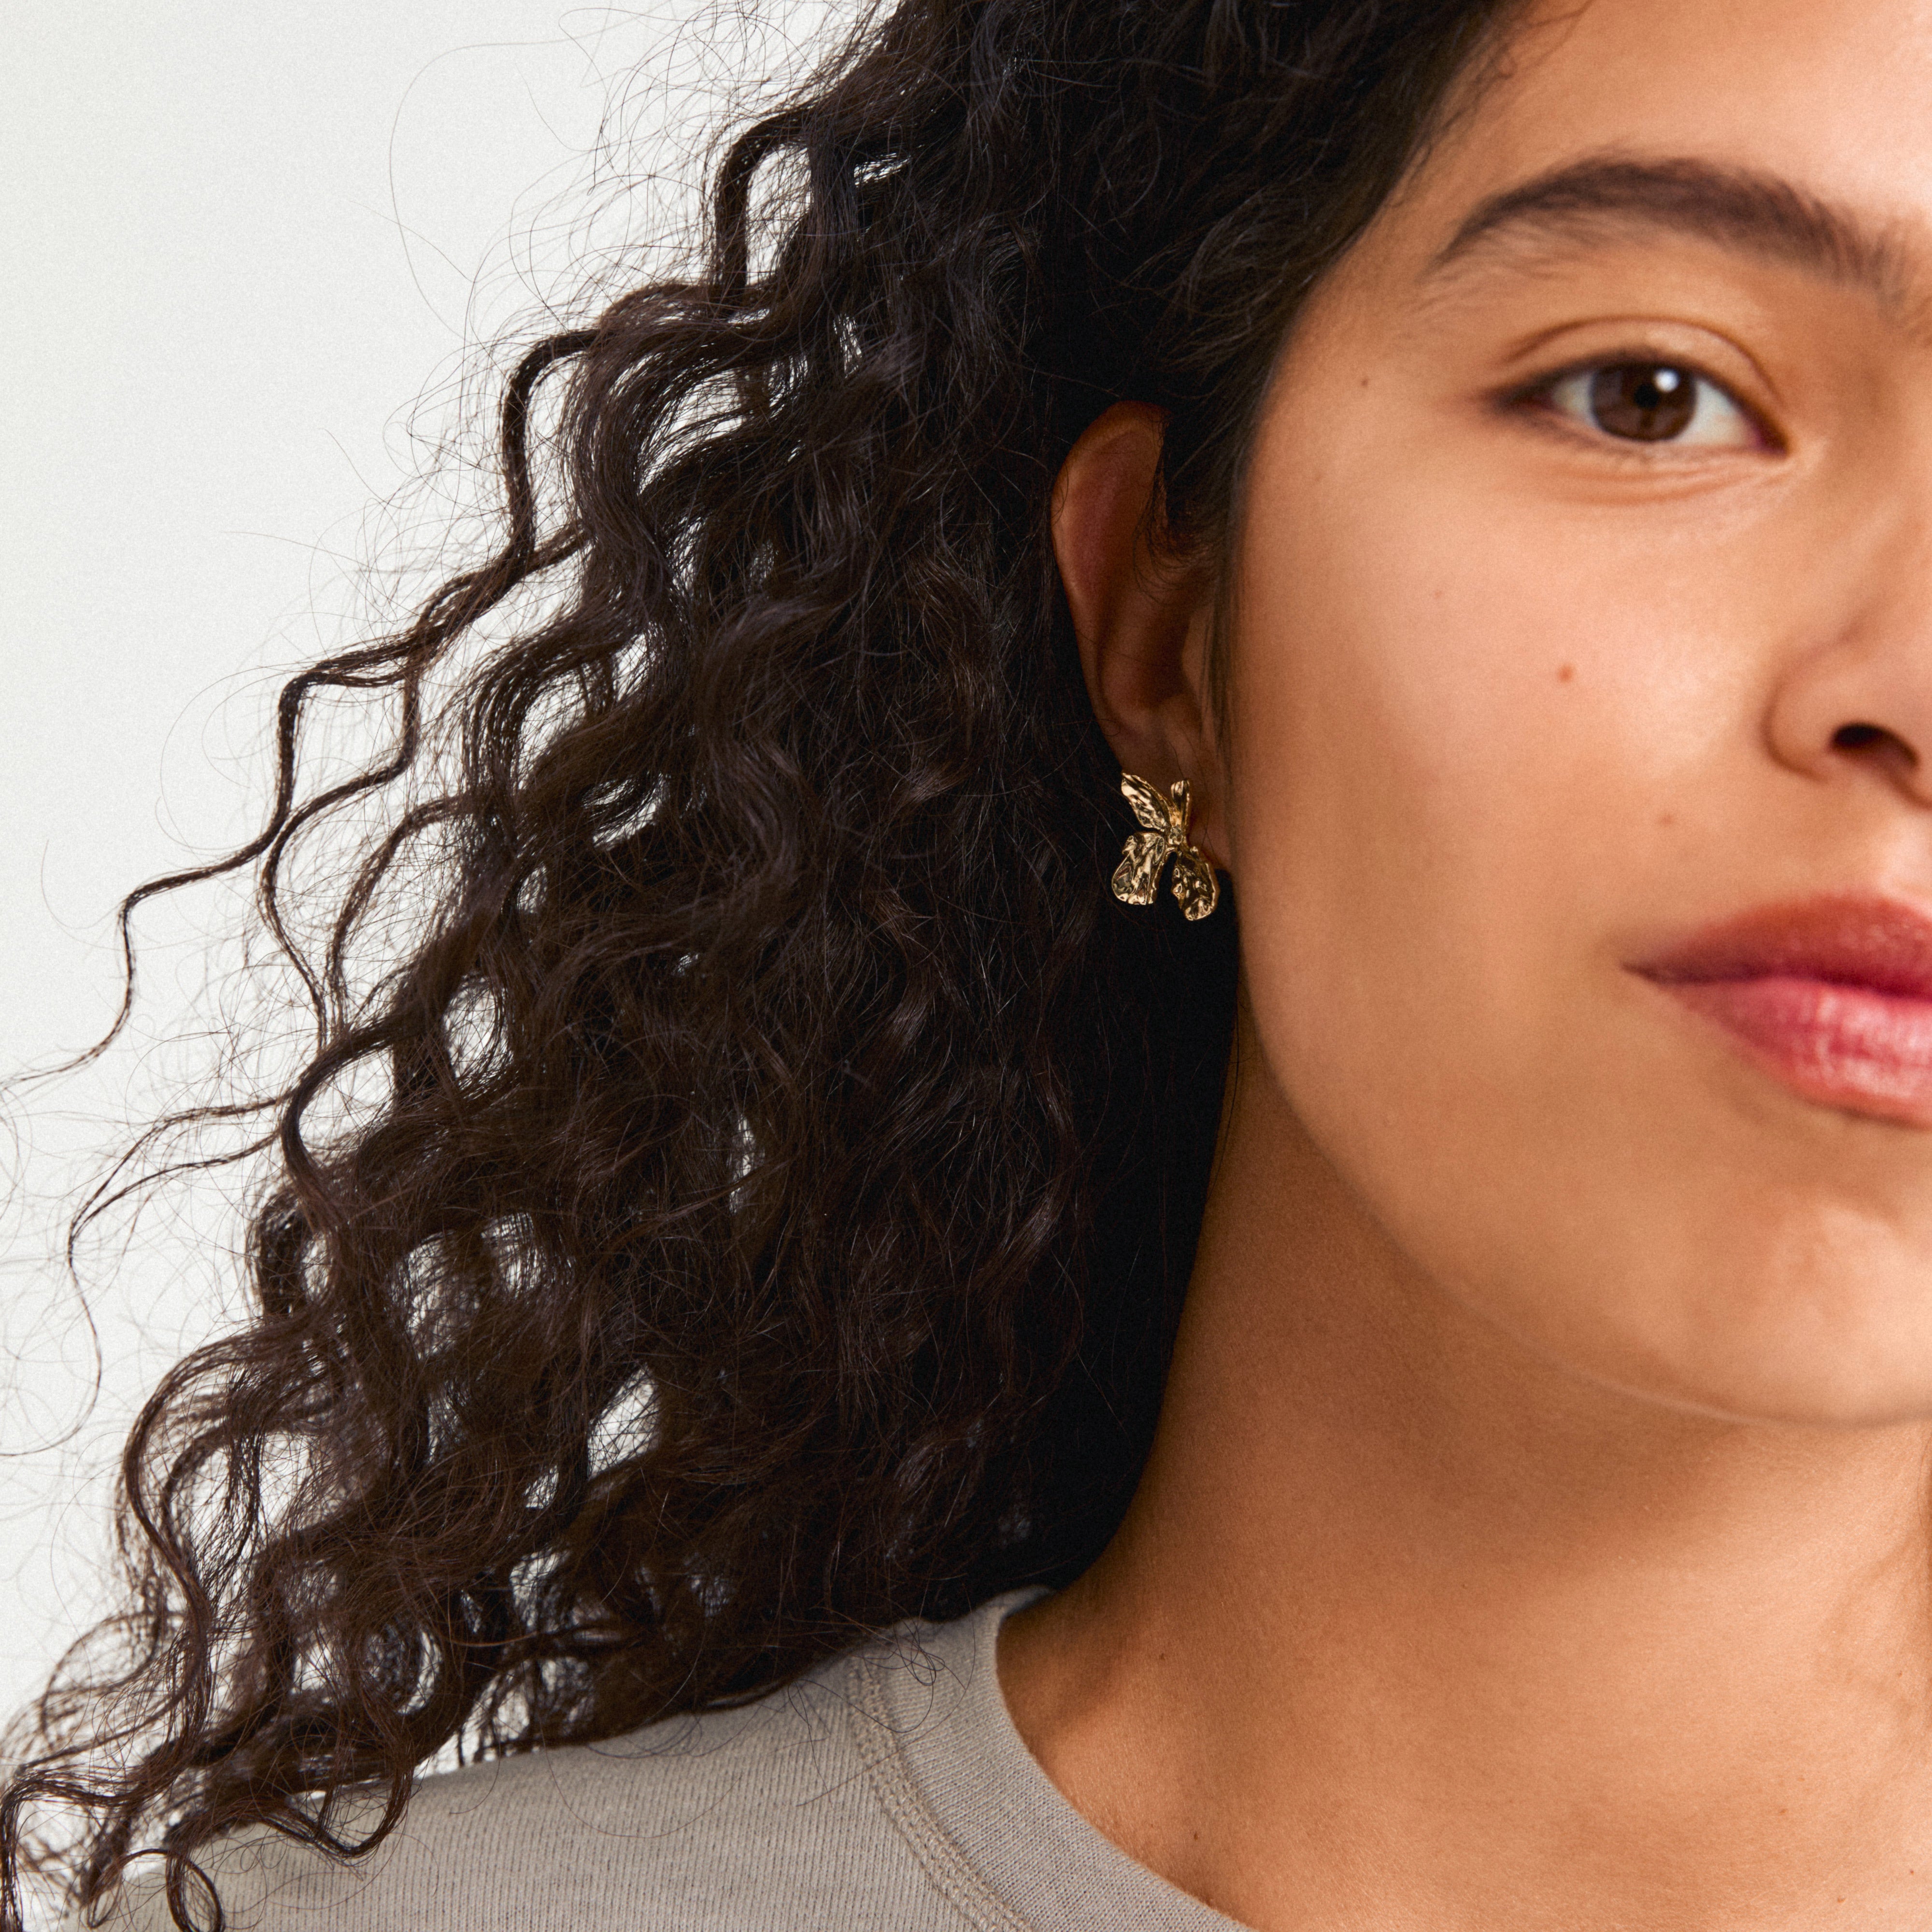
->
[847, 1590, 1252, 1932]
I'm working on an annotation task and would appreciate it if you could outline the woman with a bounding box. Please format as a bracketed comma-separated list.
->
[12, 0, 1932, 1923]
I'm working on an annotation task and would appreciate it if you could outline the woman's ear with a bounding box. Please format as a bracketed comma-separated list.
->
[1051, 402, 1228, 867]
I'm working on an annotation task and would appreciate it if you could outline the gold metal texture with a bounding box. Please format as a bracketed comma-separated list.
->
[1110, 772, 1220, 921]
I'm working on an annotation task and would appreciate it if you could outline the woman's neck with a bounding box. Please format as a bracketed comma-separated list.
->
[1000, 1044, 1932, 1931]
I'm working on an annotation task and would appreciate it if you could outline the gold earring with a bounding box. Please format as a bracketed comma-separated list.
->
[1111, 773, 1220, 921]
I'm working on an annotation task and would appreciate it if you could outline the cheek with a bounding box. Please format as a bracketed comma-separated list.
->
[1228, 434, 1739, 1108]
[1216, 398, 1886, 1413]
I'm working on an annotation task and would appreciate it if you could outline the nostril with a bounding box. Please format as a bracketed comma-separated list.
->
[1832, 721, 1918, 767]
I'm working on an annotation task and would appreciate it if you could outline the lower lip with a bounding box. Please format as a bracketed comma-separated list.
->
[1657, 975, 1932, 1124]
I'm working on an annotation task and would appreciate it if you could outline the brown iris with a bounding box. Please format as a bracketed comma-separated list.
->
[1588, 362, 1697, 441]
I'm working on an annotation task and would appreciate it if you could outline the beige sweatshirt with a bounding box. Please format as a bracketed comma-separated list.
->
[96, 1589, 1244, 1931]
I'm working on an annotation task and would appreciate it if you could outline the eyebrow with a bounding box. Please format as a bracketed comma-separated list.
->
[1427, 156, 1911, 306]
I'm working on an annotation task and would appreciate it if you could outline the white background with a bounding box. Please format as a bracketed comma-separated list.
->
[0, 1, 840, 1750]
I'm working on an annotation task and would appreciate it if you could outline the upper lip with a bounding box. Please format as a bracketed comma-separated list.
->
[1633, 894, 1932, 1002]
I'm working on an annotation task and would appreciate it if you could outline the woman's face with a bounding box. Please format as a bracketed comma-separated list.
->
[1232, 0, 1932, 1423]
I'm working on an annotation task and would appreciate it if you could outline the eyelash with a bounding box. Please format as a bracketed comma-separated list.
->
[1506, 355, 1778, 455]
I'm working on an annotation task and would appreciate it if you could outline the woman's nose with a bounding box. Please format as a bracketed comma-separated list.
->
[1763, 525, 1932, 809]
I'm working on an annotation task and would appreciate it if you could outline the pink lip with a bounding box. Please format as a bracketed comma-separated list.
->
[1632, 895, 1932, 1125]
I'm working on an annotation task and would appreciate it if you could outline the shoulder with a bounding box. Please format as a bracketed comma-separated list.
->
[94, 1626, 990, 1932]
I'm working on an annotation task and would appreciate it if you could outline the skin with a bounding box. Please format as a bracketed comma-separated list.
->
[1000, 0, 1932, 1926]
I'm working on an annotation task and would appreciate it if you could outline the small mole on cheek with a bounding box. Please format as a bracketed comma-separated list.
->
[1556, 664, 1575, 683]
[1657, 812, 1676, 828]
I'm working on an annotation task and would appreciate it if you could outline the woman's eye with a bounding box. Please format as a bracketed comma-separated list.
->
[1540, 361, 1758, 448]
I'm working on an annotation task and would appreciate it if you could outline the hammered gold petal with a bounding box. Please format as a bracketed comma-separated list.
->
[1166, 777, 1193, 838]
[1170, 847, 1220, 921]
[1112, 828, 1170, 905]
[1120, 771, 1174, 835]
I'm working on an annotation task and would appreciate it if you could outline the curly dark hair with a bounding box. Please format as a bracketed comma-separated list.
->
[4, 1, 1519, 1924]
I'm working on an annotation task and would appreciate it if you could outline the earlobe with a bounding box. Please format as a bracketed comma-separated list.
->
[1052, 401, 1228, 868]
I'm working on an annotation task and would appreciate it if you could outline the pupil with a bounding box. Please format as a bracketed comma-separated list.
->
[1589, 362, 1696, 441]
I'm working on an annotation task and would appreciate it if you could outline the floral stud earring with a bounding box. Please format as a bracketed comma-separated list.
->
[1111, 772, 1220, 921]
